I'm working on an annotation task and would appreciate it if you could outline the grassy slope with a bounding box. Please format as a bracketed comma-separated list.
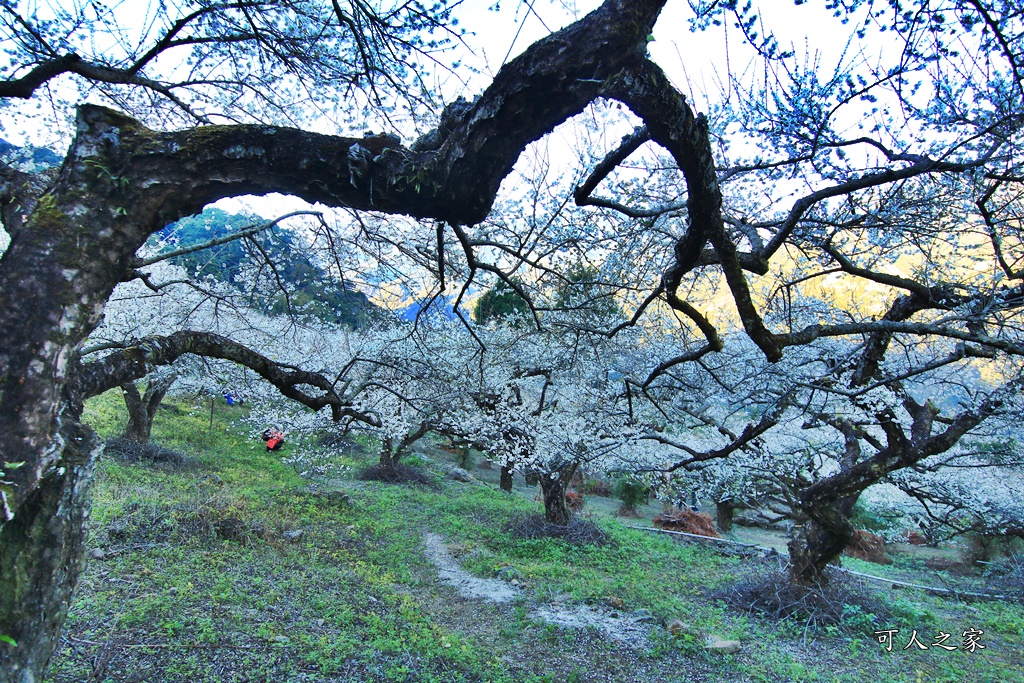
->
[45, 391, 1024, 683]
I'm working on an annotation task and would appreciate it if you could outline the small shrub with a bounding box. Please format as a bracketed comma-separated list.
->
[613, 478, 649, 512]
[457, 445, 474, 470]
[889, 596, 936, 629]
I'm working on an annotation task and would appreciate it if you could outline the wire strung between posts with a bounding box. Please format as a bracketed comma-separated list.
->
[632, 525, 1009, 601]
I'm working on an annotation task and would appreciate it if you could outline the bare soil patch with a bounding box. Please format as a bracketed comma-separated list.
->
[528, 603, 652, 648]
[422, 533, 519, 603]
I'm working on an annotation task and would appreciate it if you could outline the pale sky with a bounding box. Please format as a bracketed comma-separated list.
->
[219, 0, 866, 216]
[0, 0, 911, 257]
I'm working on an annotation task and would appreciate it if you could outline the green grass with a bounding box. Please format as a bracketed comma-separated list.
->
[44, 390, 1024, 683]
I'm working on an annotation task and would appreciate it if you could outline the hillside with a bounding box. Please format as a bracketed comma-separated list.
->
[155, 208, 380, 328]
[43, 392, 1024, 683]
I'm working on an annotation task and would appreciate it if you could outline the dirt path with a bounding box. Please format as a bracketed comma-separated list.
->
[422, 532, 653, 647]
[422, 532, 520, 603]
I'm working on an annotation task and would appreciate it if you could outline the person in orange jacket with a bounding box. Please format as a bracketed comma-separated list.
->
[262, 428, 285, 451]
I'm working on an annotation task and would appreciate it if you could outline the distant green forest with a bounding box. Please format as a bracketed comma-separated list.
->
[156, 208, 378, 327]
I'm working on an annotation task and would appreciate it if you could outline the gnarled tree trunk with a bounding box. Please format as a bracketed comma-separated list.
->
[379, 437, 398, 469]
[500, 463, 514, 493]
[121, 374, 177, 442]
[787, 497, 857, 586]
[787, 519, 852, 586]
[378, 422, 431, 472]
[538, 464, 578, 526]
[0, 422, 98, 683]
[0, 108, 156, 682]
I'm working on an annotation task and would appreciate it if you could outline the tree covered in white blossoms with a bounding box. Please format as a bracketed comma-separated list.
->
[3, 0, 1024, 675]
[633, 320, 1024, 585]
[439, 322, 638, 524]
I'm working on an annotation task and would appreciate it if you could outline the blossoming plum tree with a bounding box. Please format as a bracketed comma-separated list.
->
[2, 0, 1024, 679]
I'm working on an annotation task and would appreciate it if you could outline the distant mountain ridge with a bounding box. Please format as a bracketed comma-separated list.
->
[398, 295, 463, 322]
[155, 207, 380, 328]
[0, 138, 62, 169]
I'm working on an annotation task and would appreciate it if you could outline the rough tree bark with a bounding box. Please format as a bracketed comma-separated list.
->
[716, 499, 734, 534]
[780, 294, 1004, 586]
[0, 1, 706, 678]
[538, 464, 578, 526]
[787, 497, 857, 586]
[120, 374, 177, 442]
[0, 422, 96, 683]
[500, 464, 514, 493]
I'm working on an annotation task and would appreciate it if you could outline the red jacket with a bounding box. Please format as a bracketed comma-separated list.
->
[266, 430, 284, 450]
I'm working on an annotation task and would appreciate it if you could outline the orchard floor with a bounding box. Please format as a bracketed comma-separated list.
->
[44, 392, 1024, 683]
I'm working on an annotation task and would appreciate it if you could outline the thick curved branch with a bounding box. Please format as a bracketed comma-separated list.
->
[604, 58, 780, 359]
[849, 291, 947, 386]
[603, 61, 723, 288]
[777, 318, 1024, 355]
[819, 239, 934, 299]
[800, 390, 1009, 511]
[74, 1, 668, 233]
[636, 343, 715, 390]
[75, 331, 374, 425]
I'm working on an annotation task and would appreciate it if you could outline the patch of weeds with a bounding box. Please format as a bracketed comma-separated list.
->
[889, 596, 936, 630]
[358, 462, 437, 487]
[505, 513, 609, 547]
[888, 551, 927, 572]
[104, 494, 272, 547]
[105, 436, 200, 470]
[715, 566, 891, 633]
[524, 673, 557, 683]
[82, 390, 128, 436]
[972, 599, 1024, 637]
